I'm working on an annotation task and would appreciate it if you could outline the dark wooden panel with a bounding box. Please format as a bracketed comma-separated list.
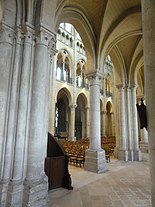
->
[45, 156, 65, 189]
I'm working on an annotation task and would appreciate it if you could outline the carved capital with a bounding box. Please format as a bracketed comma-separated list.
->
[35, 25, 57, 60]
[86, 71, 103, 80]
[0, 23, 15, 44]
[15, 28, 24, 45]
[22, 24, 35, 44]
[116, 83, 126, 91]
[69, 104, 77, 109]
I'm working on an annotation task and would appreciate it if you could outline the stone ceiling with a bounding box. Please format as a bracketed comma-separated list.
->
[56, 0, 143, 85]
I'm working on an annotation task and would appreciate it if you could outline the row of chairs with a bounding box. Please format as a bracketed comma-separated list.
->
[59, 139, 89, 167]
[59, 138, 116, 166]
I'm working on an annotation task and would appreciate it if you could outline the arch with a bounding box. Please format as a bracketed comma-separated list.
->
[99, 7, 141, 59]
[55, 87, 72, 106]
[130, 51, 143, 85]
[55, 6, 96, 72]
[55, 87, 72, 136]
[75, 93, 88, 139]
[109, 46, 127, 85]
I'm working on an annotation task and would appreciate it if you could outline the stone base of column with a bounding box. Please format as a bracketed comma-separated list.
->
[140, 142, 149, 153]
[84, 149, 107, 173]
[133, 149, 142, 161]
[6, 180, 23, 206]
[0, 180, 9, 207]
[113, 147, 119, 158]
[118, 149, 128, 161]
[128, 150, 134, 161]
[68, 136, 76, 141]
[23, 174, 48, 207]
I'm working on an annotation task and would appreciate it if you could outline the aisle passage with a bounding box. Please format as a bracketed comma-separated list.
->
[49, 154, 151, 207]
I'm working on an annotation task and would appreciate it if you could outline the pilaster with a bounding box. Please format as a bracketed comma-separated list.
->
[6, 24, 34, 207]
[23, 25, 57, 207]
[0, 22, 15, 206]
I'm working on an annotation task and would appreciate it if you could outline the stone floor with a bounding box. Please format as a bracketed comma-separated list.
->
[48, 154, 151, 207]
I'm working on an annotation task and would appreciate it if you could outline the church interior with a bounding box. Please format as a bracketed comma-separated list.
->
[0, 0, 155, 206]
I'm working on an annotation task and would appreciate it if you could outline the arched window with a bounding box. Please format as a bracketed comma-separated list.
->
[76, 61, 87, 88]
[56, 67, 61, 80]
[64, 56, 71, 83]
[56, 53, 63, 81]
[76, 63, 82, 87]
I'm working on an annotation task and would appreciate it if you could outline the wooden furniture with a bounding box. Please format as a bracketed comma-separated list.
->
[44, 132, 73, 190]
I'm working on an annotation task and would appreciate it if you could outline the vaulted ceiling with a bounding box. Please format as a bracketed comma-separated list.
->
[56, 0, 143, 85]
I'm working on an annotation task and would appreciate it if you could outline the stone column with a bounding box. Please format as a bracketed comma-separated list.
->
[84, 72, 106, 173]
[68, 104, 76, 141]
[140, 128, 148, 153]
[23, 26, 56, 207]
[85, 106, 90, 138]
[131, 85, 142, 161]
[111, 112, 115, 136]
[117, 84, 128, 161]
[101, 109, 105, 137]
[0, 23, 15, 206]
[6, 25, 34, 207]
[142, 1, 155, 205]
[48, 55, 57, 135]
[127, 86, 133, 160]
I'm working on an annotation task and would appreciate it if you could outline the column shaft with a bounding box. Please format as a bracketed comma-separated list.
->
[117, 85, 128, 161]
[23, 26, 56, 207]
[141, 1, 155, 205]
[84, 72, 106, 173]
[0, 24, 14, 179]
[86, 107, 90, 138]
[131, 86, 142, 161]
[6, 27, 30, 207]
[89, 75, 101, 149]
[68, 104, 76, 141]
[127, 87, 133, 160]
[0, 23, 15, 206]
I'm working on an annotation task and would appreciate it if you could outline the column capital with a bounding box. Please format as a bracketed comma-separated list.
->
[0, 22, 15, 44]
[22, 23, 35, 44]
[85, 70, 103, 80]
[116, 83, 126, 90]
[85, 106, 90, 110]
[35, 25, 57, 60]
[130, 83, 138, 92]
[15, 28, 24, 45]
[69, 104, 77, 109]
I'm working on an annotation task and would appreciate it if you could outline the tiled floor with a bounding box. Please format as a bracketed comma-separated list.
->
[48, 154, 151, 207]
